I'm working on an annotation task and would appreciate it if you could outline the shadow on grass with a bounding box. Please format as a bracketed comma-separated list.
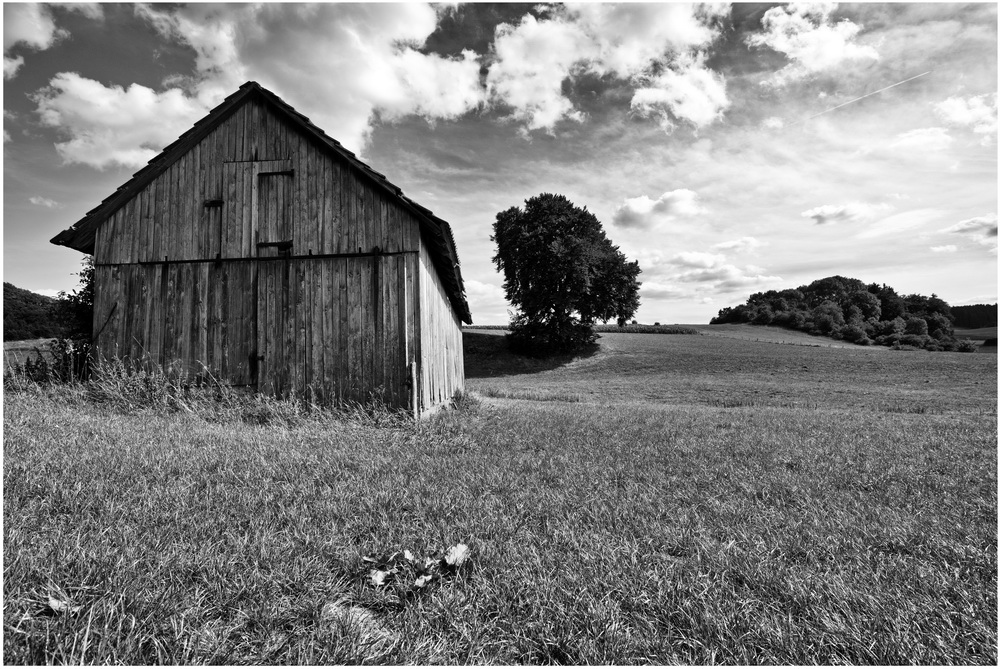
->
[463, 332, 600, 378]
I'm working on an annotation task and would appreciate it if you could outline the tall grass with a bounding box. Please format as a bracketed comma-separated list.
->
[4, 360, 996, 664]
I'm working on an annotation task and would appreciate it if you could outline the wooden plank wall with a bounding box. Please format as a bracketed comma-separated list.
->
[418, 241, 465, 411]
[93, 255, 417, 406]
[89, 93, 455, 409]
[252, 254, 416, 405]
[92, 262, 256, 384]
[93, 98, 420, 266]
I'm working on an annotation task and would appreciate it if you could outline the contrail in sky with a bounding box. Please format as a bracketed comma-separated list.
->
[791, 71, 932, 125]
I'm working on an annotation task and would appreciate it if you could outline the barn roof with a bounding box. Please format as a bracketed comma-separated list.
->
[50, 81, 472, 324]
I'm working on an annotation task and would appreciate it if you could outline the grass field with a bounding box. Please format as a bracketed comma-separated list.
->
[3, 339, 56, 370]
[3, 326, 997, 664]
[954, 325, 998, 342]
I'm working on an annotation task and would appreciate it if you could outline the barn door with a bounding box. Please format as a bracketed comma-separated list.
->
[255, 160, 295, 396]
[214, 162, 257, 386]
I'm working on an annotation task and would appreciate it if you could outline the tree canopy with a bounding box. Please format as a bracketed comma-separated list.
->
[711, 275, 977, 351]
[492, 193, 640, 355]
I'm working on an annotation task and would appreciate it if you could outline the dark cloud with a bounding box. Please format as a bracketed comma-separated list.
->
[423, 3, 540, 58]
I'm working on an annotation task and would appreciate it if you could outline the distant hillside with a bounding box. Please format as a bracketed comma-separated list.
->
[711, 275, 976, 352]
[3, 283, 68, 341]
[952, 304, 997, 329]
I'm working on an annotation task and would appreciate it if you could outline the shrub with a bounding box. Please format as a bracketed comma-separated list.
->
[751, 306, 774, 325]
[956, 339, 979, 353]
[900, 334, 929, 348]
[811, 301, 845, 335]
[925, 312, 954, 339]
[4, 338, 92, 386]
[876, 332, 902, 347]
[905, 316, 929, 336]
[841, 324, 871, 345]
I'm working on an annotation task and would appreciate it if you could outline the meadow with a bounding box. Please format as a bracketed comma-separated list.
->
[3, 326, 997, 664]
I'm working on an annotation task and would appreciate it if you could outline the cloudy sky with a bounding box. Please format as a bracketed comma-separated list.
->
[4, 2, 997, 324]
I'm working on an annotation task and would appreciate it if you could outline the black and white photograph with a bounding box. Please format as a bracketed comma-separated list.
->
[3, 1, 997, 664]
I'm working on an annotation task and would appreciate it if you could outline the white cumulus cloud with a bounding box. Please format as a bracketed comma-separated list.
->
[28, 3, 732, 167]
[930, 245, 957, 253]
[889, 127, 953, 152]
[487, 3, 728, 135]
[747, 3, 879, 85]
[802, 201, 891, 225]
[570, 2, 721, 79]
[613, 189, 705, 229]
[675, 262, 782, 290]
[935, 93, 997, 145]
[32, 73, 207, 169]
[29, 196, 62, 209]
[630, 53, 729, 132]
[4, 3, 63, 79]
[712, 236, 764, 253]
[4, 3, 103, 79]
[31, 3, 487, 168]
[4, 4, 64, 51]
[942, 214, 998, 251]
[670, 251, 727, 268]
[486, 13, 591, 133]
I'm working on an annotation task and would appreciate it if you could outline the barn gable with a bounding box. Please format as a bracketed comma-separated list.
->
[50, 81, 470, 411]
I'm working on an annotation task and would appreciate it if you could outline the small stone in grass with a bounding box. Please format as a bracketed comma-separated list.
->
[321, 601, 395, 654]
[44, 594, 82, 616]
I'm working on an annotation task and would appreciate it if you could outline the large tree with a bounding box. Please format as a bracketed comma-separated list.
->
[492, 193, 641, 355]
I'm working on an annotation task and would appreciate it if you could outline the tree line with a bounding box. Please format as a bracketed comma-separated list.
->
[950, 304, 997, 329]
[711, 275, 978, 351]
[4, 259, 94, 342]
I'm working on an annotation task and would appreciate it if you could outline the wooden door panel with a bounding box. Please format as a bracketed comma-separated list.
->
[222, 162, 253, 258]
[256, 165, 294, 395]
[256, 161, 294, 259]
[206, 260, 256, 386]
[256, 259, 292, 396]
[215, 163, 258, 386]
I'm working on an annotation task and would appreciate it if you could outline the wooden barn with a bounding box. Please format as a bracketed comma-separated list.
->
[51, 81, 472, 413]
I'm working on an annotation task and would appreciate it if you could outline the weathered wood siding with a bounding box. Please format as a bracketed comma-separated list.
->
[89, 95, 436, 407]
[93, 98, 419, 265]
[418, 241, 464, 411]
